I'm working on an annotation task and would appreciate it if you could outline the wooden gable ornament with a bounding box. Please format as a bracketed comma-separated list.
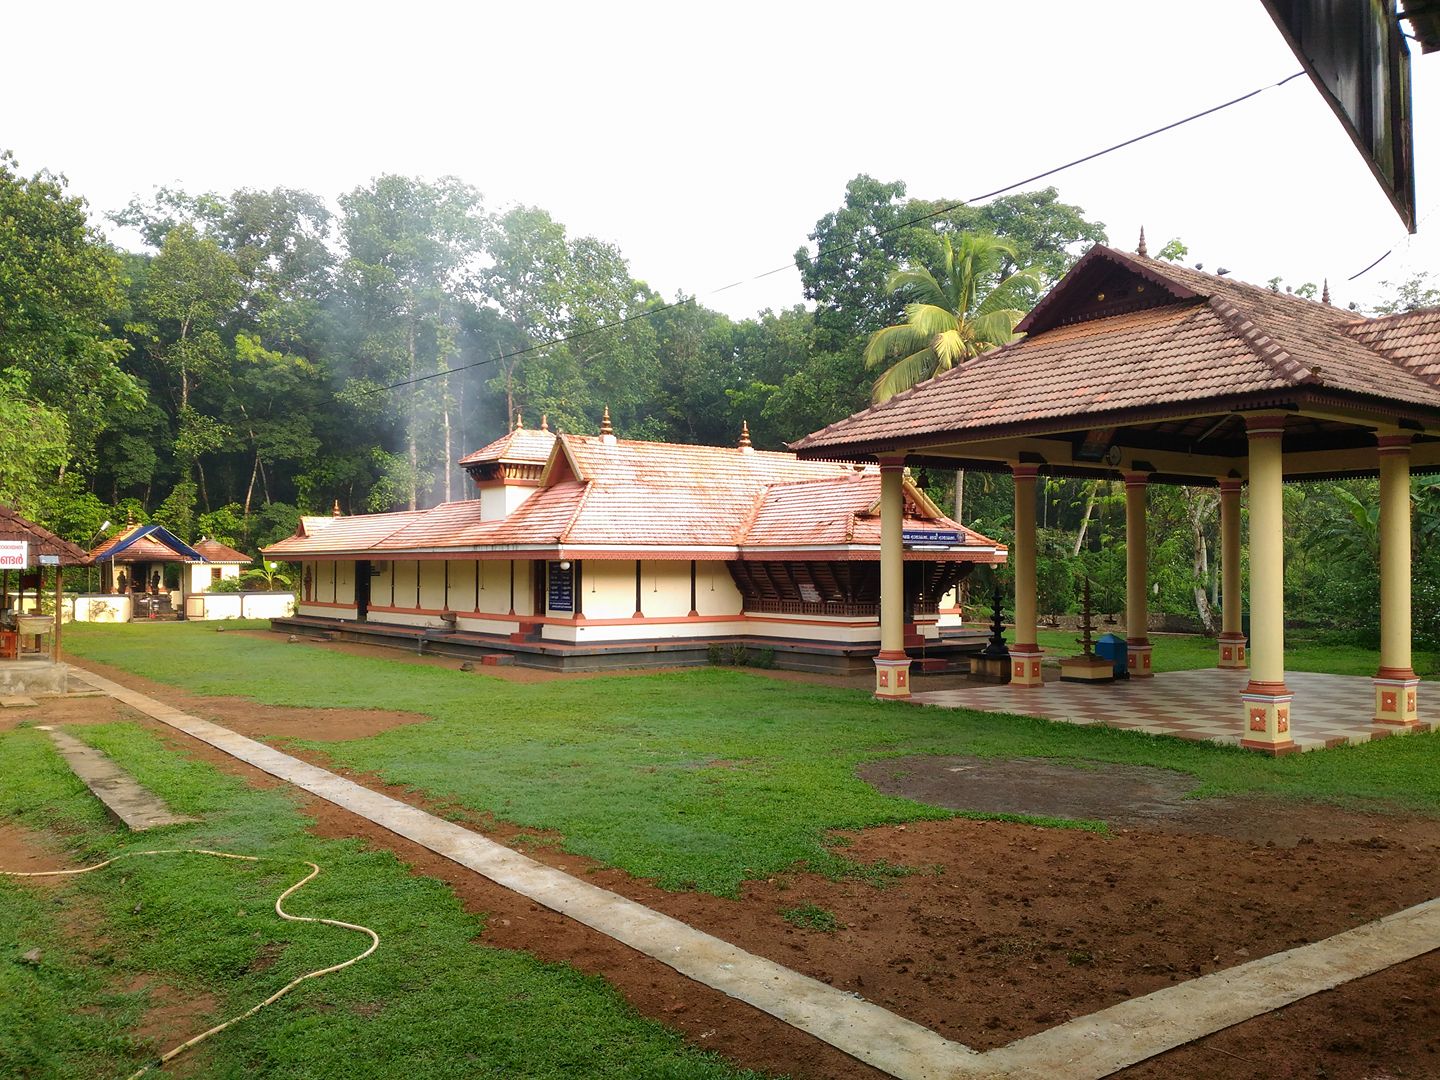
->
[1015, 245, 1201, 337]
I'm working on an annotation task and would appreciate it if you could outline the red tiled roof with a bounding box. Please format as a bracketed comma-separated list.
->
[457, 428, 557, 467]
[108, 536, 195, 563]
[0, 505, 90, 565]
[264, 436, 1003, 561]
[193, 538, 252, 564]
[791, 245, 1440, 455]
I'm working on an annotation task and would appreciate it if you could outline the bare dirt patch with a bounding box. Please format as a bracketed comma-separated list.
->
[41, 662, 1440, 1079]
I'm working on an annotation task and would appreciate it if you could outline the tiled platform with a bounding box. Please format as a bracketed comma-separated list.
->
[911, 668, 1430, 752]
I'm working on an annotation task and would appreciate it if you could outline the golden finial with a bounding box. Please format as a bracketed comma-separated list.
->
[738, 420, 753, 449]
[540, 413, 549, 432]
[514, 410, 524, 430]
[1136, 226, 1148, 258]
[599, 406, 613, 437]
[332, 499, 342, 517]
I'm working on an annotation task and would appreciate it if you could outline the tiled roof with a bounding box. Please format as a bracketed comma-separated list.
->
[742, 473, 1003, 550]
[90, 524, 203, 564]
[263, 510, 428, 557]
[792, 245, 1440, 454]
[264, 436, 1002, 560]
[107, 536, 197, 563]
[457, 428, 557, 466]
[193, 538, 252, 564]
[0, 505, 90, 565]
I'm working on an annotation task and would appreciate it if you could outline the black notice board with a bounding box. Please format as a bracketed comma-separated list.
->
[547, 561, 574, 612]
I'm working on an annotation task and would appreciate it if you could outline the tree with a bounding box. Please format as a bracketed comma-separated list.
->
[0, 150, 139, 466]
[339, 175, 488, 508]
[863, 233, 1041, 402]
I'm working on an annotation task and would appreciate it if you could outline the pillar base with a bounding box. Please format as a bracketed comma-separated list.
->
[1126, 639, 1153, 678]
[1240, 682, 1296, 753]
[1373, 671, 1420, 726]
[1009, 646, 1045, 687]
[1217, 632, 1247, 670]
[874, 654, 912, 699]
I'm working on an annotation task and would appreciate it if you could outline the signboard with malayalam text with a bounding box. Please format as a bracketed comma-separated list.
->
[547, 561, 574, 612]
[0, 541, 29, 569]
[902, 529, 963, 548]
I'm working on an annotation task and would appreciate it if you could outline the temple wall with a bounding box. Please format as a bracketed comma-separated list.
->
[418, 561, 446, 610]
[581, 561, 636, 619]
[447, 560, 477, 611]
[189, 563, 242, 593]
[639, 560, 691, 618]
[696, 562, 744, 617]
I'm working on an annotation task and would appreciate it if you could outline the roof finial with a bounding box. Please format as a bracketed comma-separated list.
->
[514, 410, 524, 430]
[126, 508, 136, 526]
[1321, 278, 1331, 305]
[1136, 226, 1148, 258]
[599, 405, 616, 444]
[738, 419, 753, 452]
[540, 413, 549, 432]
[332, 499, 342, 517]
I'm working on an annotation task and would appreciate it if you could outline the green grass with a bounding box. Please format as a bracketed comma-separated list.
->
[0, 720, 767, 1079]
[778, 904, 841, 933]
[63, 622, 1440, 899]
[1035, 628, 1440, 678]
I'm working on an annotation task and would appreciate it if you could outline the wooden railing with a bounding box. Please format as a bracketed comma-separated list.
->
[743, 599, 940, 618]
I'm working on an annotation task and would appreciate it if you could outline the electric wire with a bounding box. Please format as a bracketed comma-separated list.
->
[367, 70, 1307, 396]
[2, 848, 380, 1079]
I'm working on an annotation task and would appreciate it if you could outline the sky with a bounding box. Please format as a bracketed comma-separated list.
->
[7, 0, 1440, 318]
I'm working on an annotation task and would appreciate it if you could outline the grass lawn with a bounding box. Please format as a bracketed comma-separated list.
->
[61, 623, 1440, 900]
[0, 719, 765, 1080]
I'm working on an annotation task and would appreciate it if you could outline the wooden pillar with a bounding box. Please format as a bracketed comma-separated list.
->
[633, 559, 644, 618]
[1240, 413, 1295, 753]
[1217, 476, 1247, 668]
[873, 455, 911, 698]
[51, 565, 62, 663]
[1009, 463, 1044, 687]
[1375, 433, 1420, 725]
[1123, 471, 1153, 677]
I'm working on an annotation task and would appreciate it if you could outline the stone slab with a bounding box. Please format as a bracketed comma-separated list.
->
[1, 696, 38, 708]
[39, 726, 198, 831]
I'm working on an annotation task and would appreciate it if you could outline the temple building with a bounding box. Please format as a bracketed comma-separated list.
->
[792, 238, 1440, 751]
[264, 416, 1006, 672]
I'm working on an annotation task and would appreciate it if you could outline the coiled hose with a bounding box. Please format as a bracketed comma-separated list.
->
[3, 848, 380, 1078]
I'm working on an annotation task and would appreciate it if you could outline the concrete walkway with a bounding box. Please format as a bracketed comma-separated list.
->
[38, 725, 196, 830]
[69, 665, 1440, 1079]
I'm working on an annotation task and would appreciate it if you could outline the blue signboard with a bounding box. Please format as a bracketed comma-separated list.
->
[547, 561, 574, 612]
[902, 529, 962, 546]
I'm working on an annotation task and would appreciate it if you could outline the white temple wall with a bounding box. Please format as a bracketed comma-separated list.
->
[418, 561, 446, 610]
[639, 560, 691, 618]
[447, 560, 477, 611]
[580, 561, 635, 619]
[695, 562, 744, 616]
[189, 563, 242, 593]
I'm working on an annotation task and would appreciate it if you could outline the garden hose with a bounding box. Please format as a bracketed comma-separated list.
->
[2, 848, 380, 1078]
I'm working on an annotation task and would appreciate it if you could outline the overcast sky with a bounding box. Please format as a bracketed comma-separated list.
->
[8, 0, 1438, 318]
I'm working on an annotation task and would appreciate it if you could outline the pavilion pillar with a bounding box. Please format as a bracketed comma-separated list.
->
[873, 455, 911, 699]
[1217, 476, 1247, 669]
[1009, 464, 1044, 687]
[1123, 471, 1153, 677]
[1375, 433, 1419, 725]
[1240, 413, 1295, 753]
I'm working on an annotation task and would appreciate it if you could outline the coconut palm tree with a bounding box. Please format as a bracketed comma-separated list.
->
[863, 232, 1042, 403]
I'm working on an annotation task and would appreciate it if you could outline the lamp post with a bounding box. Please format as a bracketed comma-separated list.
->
[86, 520, 111, 595]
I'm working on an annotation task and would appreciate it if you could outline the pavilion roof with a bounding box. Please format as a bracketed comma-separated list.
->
[90, 524, 205, 564]
[790, 244, 1440, 459]
[0, 505, 90, 566]
[263, 435, 1003, 561]
[456, 427, 557, 467]
[193, 538, 252, 564]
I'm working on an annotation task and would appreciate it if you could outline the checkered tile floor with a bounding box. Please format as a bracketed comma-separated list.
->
[910, 667, 1429, 752]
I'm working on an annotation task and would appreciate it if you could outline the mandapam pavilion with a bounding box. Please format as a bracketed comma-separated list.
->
[792, 235, 1440, 752]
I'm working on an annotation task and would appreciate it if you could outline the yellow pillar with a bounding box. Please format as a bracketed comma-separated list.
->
[873, 455, 911, 699]
[1123, 471, 1153, 677]
[1375, 433, 1419, 725]
[1009, 464, 1044, 687]
[1217, 476, 1247, 669]
[1240, 413, 1294, 753]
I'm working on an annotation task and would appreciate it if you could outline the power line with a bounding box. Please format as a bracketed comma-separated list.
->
[368, 70, 1306, 396]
